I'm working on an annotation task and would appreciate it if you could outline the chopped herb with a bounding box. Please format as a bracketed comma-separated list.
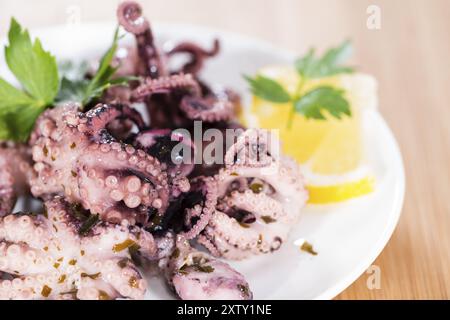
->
[58, 275, 66, 283]
[112, 239, 136, 253]
[69, 203, 90, 221]
[170, 248, 180, 259]
[300, 241, 318, 256]
[70, 142, 76, 149]
[250, 183, 264, 194]
[78, 214, 99, 236]
[53, 263, 60, 269]
[80, 250, 85, 256]
[195, 265, 214, 273]
[128, 243, 142, 267]
[43, 145, 48, 156]
[81, 272, 101, 280]
[177, 268, 189, 276]
[41, 285, 52, 297]
[230, 172, 239, 176]
[238, 221, 250, 228]
[261, 215, 276, 224]
[98, 290, 111, 300]
[237, 284, 250, 298]
[257, 234, 263, 245]
[61, 289, 78, 299]
[71, 170, 77, 177]
[68, 259, 77, 265]
[129, 276, 139, 288]
[117, 258, 130, 268]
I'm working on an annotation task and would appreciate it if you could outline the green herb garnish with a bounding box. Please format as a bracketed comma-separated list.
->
[300, 241, 318, 256]
[244, 40, 354, 128]
[56, 28, 135, 106]
[128, 243, 143, 267]
[178, 262, 215, 275]
[261, 215, 276, 224]
[41, 285, 52, 298]
[0, 18, 59, 142]
[250, 182, 264, 194]
[81, 272, 101, 280]
[78, 214, 99, 236]
[0, 19, 133, 142]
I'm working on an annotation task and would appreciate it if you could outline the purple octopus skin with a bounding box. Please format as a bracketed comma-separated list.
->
[164, 235, 252, 300]
[0, 144, 34, 216]
[180, 176, 218, 240]
[117, 1, 166, 78]
[133, 128, 196, 180]
[0, 197, 155, 300]
[28, 103, 170, 227]
[197, 129, 309, 260]
[166, 39, 220, 75]
[115, 1, 237, 128]
[132, 73, 236, 127]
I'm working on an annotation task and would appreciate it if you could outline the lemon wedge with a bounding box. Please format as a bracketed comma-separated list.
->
[241, 66, 377, 204]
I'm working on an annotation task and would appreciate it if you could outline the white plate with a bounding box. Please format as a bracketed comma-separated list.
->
[0, 22, 405, 300]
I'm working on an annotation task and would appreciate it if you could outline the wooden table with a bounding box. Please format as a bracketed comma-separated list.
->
[1, 0, 449, 299]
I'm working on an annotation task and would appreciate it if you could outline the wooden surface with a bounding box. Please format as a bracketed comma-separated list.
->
[1, 0, 449, 299]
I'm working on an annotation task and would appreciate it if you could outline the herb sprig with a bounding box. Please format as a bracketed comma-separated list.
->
[245, 40, 354, 128]
[0, 19, 132, 142]
[0, 18, 59, 141]
[56, 28, 136, 106]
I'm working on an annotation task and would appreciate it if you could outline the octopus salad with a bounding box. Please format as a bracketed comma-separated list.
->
[0, 1, 308, 300]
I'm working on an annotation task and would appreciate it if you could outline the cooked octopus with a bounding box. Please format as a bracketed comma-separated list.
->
[28, 103, 171, 226]
[0, 197, 155, 300]
[0, 144, 33, 216]
[163, 235, 252, 300]
[196, 129, 308, 260]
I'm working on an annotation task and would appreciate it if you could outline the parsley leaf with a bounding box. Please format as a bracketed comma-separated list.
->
[244, 75, 291, 103]
[294, 86, 351, 120]
[0, 20, 132, 142]
[0, 18, 59, 141]
[0, 78, 34, 114]
[244, 40, 355, 127]
[295, 40, 354, 79]
[4, 18, 59, 105]
[56, 28, 135, 107]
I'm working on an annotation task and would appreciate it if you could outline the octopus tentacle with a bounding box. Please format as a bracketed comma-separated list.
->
[180, 89, 236, 123]
[0, 197, 153, 300]
[167, 39, 220, 75]
[133, 129, 196, 179]
[131, 73, 201, 102]
[224, 128, 279, 168]
[117, 1, 166, 78]
[163, 235, 252, 300]
[180, 176, 217, 240]
[29, 103, 170, 226]
[198, 129, 308, 260]
[0, 144, 34, 216]
[79, 103, 145, 142]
